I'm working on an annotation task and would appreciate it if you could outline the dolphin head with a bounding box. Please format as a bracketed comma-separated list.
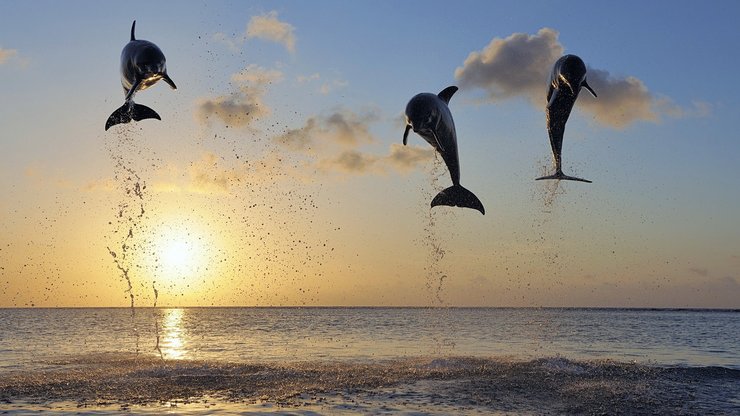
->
[404, 94, 438, 135]
[131, 42, 168, 77]
[129, 42, 176, 89]
[558, 55, 589, 96]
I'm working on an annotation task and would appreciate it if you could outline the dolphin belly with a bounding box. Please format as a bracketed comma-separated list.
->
[538, 85, 591, 183]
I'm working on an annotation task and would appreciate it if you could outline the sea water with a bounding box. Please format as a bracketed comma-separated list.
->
[0, 307, 738, 414]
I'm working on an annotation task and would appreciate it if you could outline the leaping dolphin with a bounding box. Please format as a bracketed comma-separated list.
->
[105, 20, 177, 131]
[536, 54, 597, 183]
[403, 86, 485, 215]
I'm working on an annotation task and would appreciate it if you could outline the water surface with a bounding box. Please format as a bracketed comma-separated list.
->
[0, 307, 737, 414]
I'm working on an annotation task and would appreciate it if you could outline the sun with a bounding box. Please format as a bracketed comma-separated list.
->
[161, 239, 199, 274]
[153, 224, 208, 281]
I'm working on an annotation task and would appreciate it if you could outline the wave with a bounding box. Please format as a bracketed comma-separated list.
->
[1, 354, 738, 414]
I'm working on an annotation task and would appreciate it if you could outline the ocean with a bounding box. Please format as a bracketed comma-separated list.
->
[0, 307, 738, 414]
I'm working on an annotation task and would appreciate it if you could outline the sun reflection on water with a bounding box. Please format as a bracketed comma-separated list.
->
[159, 308, 188, 360]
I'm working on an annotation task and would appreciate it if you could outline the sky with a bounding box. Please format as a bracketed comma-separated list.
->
[1, 0, 739, 308]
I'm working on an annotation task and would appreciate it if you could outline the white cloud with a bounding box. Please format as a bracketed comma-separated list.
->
[455, 28, 563, 102]
[294, 72, 348, 95]
[0, 48, 18, 65]
[319, 79, 349, 95]
[246, 11, 296, 53]
[194, 65, 282, 128]
[296, 73, 320, 83]
[212, 11, 297, 54]
[0, 47, 28, 68]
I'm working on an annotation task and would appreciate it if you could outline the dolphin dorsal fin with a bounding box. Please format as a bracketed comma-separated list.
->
[130, 20, 136, 41]
[437, 86, 458, 104]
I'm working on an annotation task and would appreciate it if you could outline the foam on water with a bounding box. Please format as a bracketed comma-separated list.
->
[1, 354, 737, 415]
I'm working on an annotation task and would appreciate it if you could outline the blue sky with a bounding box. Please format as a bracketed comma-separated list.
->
[1, 1, 739, 307]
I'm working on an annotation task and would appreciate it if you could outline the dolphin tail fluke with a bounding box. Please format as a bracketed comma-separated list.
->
[431, 184, 485, 215]
[131, 103, 161, 122]
[105, 103, 131, 131]
[535, 171, 592, 183]
[105, 102, 161, 131]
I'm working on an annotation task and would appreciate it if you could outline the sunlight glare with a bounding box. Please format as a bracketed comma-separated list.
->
[154, 223, 208, 282]
[160, 308, 187, 360]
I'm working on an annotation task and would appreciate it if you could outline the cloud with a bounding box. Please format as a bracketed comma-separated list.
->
[576, 68, 672, 128]
[246, 11, 296, 53]
[455, 28, 706, 129]
[149, 153, 255, 194]
[318, 150, 380, 174]
[385, 143, 435, 173]
[186, 152, 245, 193]
[320, 79, 349, 95]
[316, 144, 434, 175]
[194, 64, 282, 127]
[0, 48, 18, 65]
[212, 11, 296, 54]
[274, 109, 434, 176]
[294, 72, 348, 95]
[296, 73, 320, 83]
[274, 108, 379, 151]
[231, 65, 283, 85]
[456, 28, 563, 102]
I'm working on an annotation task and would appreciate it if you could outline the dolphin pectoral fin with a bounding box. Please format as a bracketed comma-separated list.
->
[437, 86, 458, 104]
[583, 80, 597, 98]
[403, 124, 411, 145]
[430, 130, 445, 152]
[105, 103, 132, 131]
[131, 20, 136, 41]
[536, 171, 592, 183]
[162, 73, 177, 90]
[131, 103, 161, 122]
[431, 184, 485, 215]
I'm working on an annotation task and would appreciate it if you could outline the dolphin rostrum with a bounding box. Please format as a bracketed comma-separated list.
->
[105, 20, 177, 131]
[536, 54, 597, 183]
[404, 86, 485, 215]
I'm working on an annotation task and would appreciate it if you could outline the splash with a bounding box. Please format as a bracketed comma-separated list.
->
[105, 125, 156, 353]
[416, 156, 459, 355]
[152, 282, 163, 360]
[1, 355, 736, 414]
[534, 158, 567, 210]
[419, 155, 450, 307]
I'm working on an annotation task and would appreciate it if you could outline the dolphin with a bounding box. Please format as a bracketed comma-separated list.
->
[536, 54, 597, 183]
[403, 86, 485, 215]
[105, 20, 177, 131]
